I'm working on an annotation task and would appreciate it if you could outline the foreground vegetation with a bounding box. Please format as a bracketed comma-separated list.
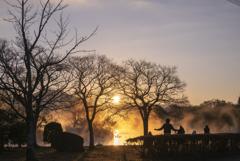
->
[127, 133, 240, 160]
[1, 146, 140, 161]
[1, 145, 240, 161]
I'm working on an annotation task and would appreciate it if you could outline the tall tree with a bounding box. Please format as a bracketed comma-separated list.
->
[0, 0, 96, 160]
[117, 59, 187, 136]
[69, 54, 118, 148]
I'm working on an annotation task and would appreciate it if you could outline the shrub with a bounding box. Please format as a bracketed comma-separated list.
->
[8, 122, 27, 147]
[43, 122, 63, 144]
[0, 109, 22, 151]
[0, 109, 9, 151]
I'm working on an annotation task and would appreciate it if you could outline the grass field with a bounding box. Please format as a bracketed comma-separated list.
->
[1, 146, 240, 161]
[0, 146, 142, 161]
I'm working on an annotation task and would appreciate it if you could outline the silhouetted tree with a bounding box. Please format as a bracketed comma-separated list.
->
[237, 96, 240, 108]
[43, 122, 63, 145]
[117, 59, 187, 136]
[0, 0, 97, 160]
[69, 54, 119, 148]
[199, 99, 233, 108]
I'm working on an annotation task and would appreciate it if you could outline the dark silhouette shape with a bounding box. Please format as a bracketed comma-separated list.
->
[204, 125, 210, 134]
[177, 126, 185, 134]
[148, 131, 152, 135]
[154, 118, 178, 134]
[52, 132, 84, 152]
[43, 122, 63, 144]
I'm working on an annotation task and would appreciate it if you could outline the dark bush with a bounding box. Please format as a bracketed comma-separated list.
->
[0, 109, 9, 152]
[8, 121, 27, 147]
[0, 109, 22, 151]
[52, 132, 84, 152]
[43, 122, 63, 144]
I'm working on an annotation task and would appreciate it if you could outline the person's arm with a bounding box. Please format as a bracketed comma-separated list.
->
[171, 125, 178, 131]
[154, 124, 164, 131]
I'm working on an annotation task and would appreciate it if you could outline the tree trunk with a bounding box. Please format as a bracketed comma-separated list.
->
[88, 120, 94, 149]
[142, 116, 150, 148]
[26, 118, 37, 161]
[33, 122, 40, 148]
[143, 117, 149, 136]
[33, 114, 40, 148]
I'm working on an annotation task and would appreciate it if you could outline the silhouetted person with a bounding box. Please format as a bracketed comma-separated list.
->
[178, 126, 185, 134]
[192, 130, 196, 134]
[154, 118, 177, 135]
[204, 125, 210, 134]
[148, 131, 152, 136]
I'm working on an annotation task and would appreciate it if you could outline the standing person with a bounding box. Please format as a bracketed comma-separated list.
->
[154, 118, 178, 135]
[204, 125, 210, 134]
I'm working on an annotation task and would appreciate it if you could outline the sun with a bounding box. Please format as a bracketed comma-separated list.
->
[113, 96, 120, 103]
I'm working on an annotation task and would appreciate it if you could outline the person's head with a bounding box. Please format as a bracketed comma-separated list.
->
[205, 125, 209, 128]
[166, 118, 170, 124]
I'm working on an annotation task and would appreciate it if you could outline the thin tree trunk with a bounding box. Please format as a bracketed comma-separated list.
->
[88, 120, 94, 149]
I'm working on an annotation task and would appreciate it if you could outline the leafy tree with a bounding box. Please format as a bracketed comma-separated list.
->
[69, 54, 119, 148]
[0, 0, 96, 160]
[8, 122, 27, 148]
[117, 59, 187, 136]
[43, 122, 63, 144]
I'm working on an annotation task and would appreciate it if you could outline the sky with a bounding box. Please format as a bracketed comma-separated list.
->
[0, 0, 240, 106]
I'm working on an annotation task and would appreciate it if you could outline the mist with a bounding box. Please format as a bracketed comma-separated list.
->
[153, 99, 240, 134]
[35, 99, 240, 146]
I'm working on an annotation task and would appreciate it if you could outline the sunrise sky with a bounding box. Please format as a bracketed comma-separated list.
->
[0, 0, 239, 106]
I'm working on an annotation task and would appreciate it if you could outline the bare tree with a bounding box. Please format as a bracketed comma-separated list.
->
[117, 59, 188, 136]
[0, 0, 97, 160]
[69, 54, 119, 148]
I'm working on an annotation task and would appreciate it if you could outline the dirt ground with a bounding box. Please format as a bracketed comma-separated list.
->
[1, 146, 240, 161]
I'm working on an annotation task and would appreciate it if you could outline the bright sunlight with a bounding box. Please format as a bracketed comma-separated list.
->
[113, 96, 120, 103]
[114, 130, 119, 145]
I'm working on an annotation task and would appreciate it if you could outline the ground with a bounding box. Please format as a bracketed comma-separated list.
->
[0, 146, 240, 161]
